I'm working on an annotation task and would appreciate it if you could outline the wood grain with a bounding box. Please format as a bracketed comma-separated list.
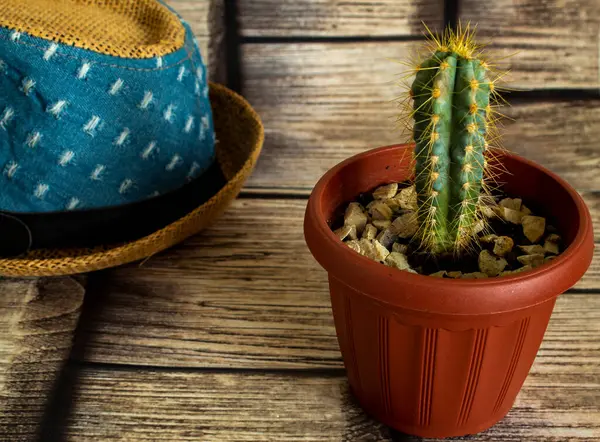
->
[238, 0, 444, 37]
[53, 357, 600, 441]
[458, 0, 600, 89]
[166, 0, 226, 83]
[73, 198, 600, 369]
[240, 42, 600, 191]
[499, 99, 600, 192]
[0, 278, 84, 441]
[74, 199, 339, 369]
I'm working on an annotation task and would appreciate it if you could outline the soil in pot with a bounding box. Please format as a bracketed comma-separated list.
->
[330, 181, 564, 278]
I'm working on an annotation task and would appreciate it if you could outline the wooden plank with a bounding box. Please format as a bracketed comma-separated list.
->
[55, 357, 600, 441]
[238, 0, 445, 37]
[0, 278, 84, 441]
[166, 0, 226, 83]
[74, 198, 600, 369]
[241, 41, 420, 190]
[500, 99, 600, 192]
[458, 0, 600, 89]
[240, 42, 600, 191]
[75, 199, 339, 370]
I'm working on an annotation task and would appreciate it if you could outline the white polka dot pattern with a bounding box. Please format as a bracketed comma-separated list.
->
[0, 17, 215, 213]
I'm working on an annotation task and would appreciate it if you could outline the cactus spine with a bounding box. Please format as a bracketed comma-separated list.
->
[406, 24, 501, 254]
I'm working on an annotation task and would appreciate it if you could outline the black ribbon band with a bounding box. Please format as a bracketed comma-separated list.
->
[0, 162, 227, 257]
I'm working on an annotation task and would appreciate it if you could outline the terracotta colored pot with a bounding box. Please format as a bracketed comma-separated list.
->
[304, 144, 594, 438]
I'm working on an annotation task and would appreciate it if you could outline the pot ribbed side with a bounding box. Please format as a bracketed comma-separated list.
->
[329, 276, 557, 439]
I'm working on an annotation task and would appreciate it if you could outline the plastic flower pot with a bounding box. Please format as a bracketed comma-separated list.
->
[304, 144, 594, 438]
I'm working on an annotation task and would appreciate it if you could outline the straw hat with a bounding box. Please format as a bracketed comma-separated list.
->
[0, 1, 264, 276]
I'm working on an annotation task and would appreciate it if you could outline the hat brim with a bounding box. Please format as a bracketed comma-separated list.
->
[0, 82, 264, 277]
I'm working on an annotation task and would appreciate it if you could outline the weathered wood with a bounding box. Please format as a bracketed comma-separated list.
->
[458, 0, 600, 89]
[241, 42, 600, 191]
[166, 0, 226, 83]
[238, 0, 444, 37]
[53, 358, 600, 441]
[74, 199, 339, 369]
[0, 278, 84, 441]
[500, 99, 600, 192]
[241, 41, 422, 190]
[73, 198, 600, 369]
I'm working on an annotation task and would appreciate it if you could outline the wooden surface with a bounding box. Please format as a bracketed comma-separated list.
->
[0, 278, 84, 442]
[458, 0, 600, 89]
[3, 0, 599, 440]
[72, 197, 600, 370]
[240, 41, 600, 190]
[238, 0, 445, 37]
[49, 363, 600, 441]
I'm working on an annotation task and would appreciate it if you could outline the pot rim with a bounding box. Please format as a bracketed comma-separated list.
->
[304, 144, 595, 316]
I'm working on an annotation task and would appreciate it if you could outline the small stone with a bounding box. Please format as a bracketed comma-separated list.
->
[479, 195, 498, 218]
[499, 198, 522, 211]
[344, 202, 368, 234]
[397, 185, 418, 210]
[391, 212, 418, 238]
[376, 228, 398, 249]
[544, 240, 560, 255]
[518, 244, 546, 255]
[384, 198, 402, 212]
[546, 233, 561, 243]
[472, 219, 486, 235]
[493, 236, 514, 257]
[372, 219, 392, 230]
[369, 201, 394, 221]
[362, 224, 378, 240]
[501, 265, 533, 276]
[522, 216, 545, 243]
[335, 225, 357, 241]
[357, 238, 376, 258]
[346, 240, 362, 253]
[351, 239, 390, 262]
[497, 206, 525, 224]
[372, 239, 391, 261]
[373, 183, 398, 200]
[462, 272, 488, 279]
[544, 234, 561, 255]
[392, 242, 408, 254]
[517, 253, 545, 268]
[480, 234, 498, 243]
[520, 204, 532, 215]
[366, 200, 378, 211]
[385, 252, 411, 270]
[429, 270, 447, 278]
[447, 271, 463, 278]
[478, 250, 508, 276]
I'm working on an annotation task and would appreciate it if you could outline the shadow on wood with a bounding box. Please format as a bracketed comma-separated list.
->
[0, 277, 84, 441]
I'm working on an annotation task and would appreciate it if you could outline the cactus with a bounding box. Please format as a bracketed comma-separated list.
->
[401, 24, 504, 254]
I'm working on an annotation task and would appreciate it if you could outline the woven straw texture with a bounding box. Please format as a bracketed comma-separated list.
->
[0, 0, 185, 58]
[0, 83, 264, 277]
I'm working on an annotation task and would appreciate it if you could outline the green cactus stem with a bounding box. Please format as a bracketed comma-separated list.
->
[408, 25, 498, 254]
